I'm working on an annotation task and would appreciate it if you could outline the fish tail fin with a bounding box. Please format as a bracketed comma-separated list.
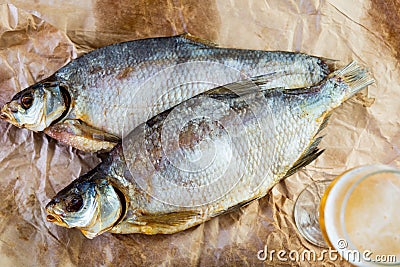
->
[333, 61, 375, 99]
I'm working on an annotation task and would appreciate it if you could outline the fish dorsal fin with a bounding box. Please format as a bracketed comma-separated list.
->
[283, 136, 325, 179]
[202, 74, 287, 99]
[281, 85, 321, 96]
[178, 32, 219, 48]
[202, 80, 266, 99]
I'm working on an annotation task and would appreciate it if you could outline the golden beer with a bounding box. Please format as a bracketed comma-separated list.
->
[319, 165, 400, 266]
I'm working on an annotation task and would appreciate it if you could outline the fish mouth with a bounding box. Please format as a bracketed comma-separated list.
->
[46, 213, 69, 227]
[0, 106, 11, 121]
[0, 111, 10, 121]
[0, 104, 17, 124]
[46, 204, 69, 227]
[46, 214, 61, 223]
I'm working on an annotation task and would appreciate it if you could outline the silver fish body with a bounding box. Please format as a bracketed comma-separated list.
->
[1, 34, 333, 152]
[45, 62, 373, 238]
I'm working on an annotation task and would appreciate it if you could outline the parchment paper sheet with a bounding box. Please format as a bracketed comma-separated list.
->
[0, 1, 399, 266]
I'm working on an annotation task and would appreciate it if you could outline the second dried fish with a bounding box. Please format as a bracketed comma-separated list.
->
[0, 34, 333, 152]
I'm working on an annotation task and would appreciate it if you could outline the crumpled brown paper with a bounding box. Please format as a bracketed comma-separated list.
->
[0, 1, 399, 266]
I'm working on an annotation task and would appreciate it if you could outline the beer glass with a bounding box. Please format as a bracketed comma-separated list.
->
[294, 165, 400, 266]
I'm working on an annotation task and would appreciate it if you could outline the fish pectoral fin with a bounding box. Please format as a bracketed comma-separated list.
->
[44, 119, 120, 152]
[134, 210, 200, 227]
[117, 210, 201, 235]
[64, 119, 120, 143]
[179, 33, 219, 47]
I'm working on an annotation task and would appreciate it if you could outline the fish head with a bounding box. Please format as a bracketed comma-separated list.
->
[0, 81, 69, 131]
[46, 172, 125, 239]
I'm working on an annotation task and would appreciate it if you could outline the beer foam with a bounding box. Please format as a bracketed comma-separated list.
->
[322, 165, 400, 266]
[344, 172, 400, 255]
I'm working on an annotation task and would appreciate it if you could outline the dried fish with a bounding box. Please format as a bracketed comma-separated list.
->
[46, 62, 373, 238]
[1, 34, 333, 152]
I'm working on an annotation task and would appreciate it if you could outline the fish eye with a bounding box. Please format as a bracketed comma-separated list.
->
[65, 194, 83, 212]
[20, 93, 34, 109]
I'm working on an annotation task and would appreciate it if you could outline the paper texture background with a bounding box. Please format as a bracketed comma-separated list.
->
[0, 1, 398, 266]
